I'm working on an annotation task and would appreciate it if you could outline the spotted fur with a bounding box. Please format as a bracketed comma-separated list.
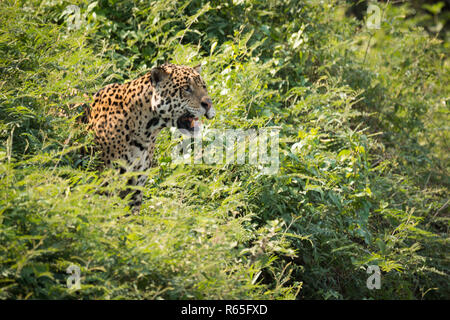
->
[85, 63, 215, 212]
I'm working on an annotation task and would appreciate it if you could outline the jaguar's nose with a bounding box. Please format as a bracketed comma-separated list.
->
[200, 96, 213, 112]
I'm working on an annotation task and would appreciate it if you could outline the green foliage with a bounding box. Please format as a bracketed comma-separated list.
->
[0, 0, 448, 299]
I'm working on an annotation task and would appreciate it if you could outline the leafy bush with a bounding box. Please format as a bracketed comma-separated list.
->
[1, 0, 448, 299]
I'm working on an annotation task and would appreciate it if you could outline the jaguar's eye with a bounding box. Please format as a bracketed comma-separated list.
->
[185, 86, 193, 94]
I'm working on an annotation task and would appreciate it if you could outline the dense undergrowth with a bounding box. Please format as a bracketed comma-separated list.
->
[0, 0, 448, 299]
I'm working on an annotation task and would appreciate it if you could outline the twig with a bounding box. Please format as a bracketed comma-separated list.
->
[433, 199, 449, 219]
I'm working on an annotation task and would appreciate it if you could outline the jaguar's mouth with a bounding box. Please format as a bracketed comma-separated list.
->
[177, 113, 201, 132]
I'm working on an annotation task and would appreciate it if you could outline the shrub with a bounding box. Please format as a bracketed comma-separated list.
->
[1, 0, 448, 299]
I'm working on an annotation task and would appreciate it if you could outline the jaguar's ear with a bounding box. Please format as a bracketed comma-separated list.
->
[150, 67, 168, 86]
[193, 64, 202, 74]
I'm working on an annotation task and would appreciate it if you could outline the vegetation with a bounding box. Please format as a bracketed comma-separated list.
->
[0, 0, 448, 299]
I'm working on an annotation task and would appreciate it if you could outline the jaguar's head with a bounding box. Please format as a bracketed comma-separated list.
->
[150, 63, 215, 135]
